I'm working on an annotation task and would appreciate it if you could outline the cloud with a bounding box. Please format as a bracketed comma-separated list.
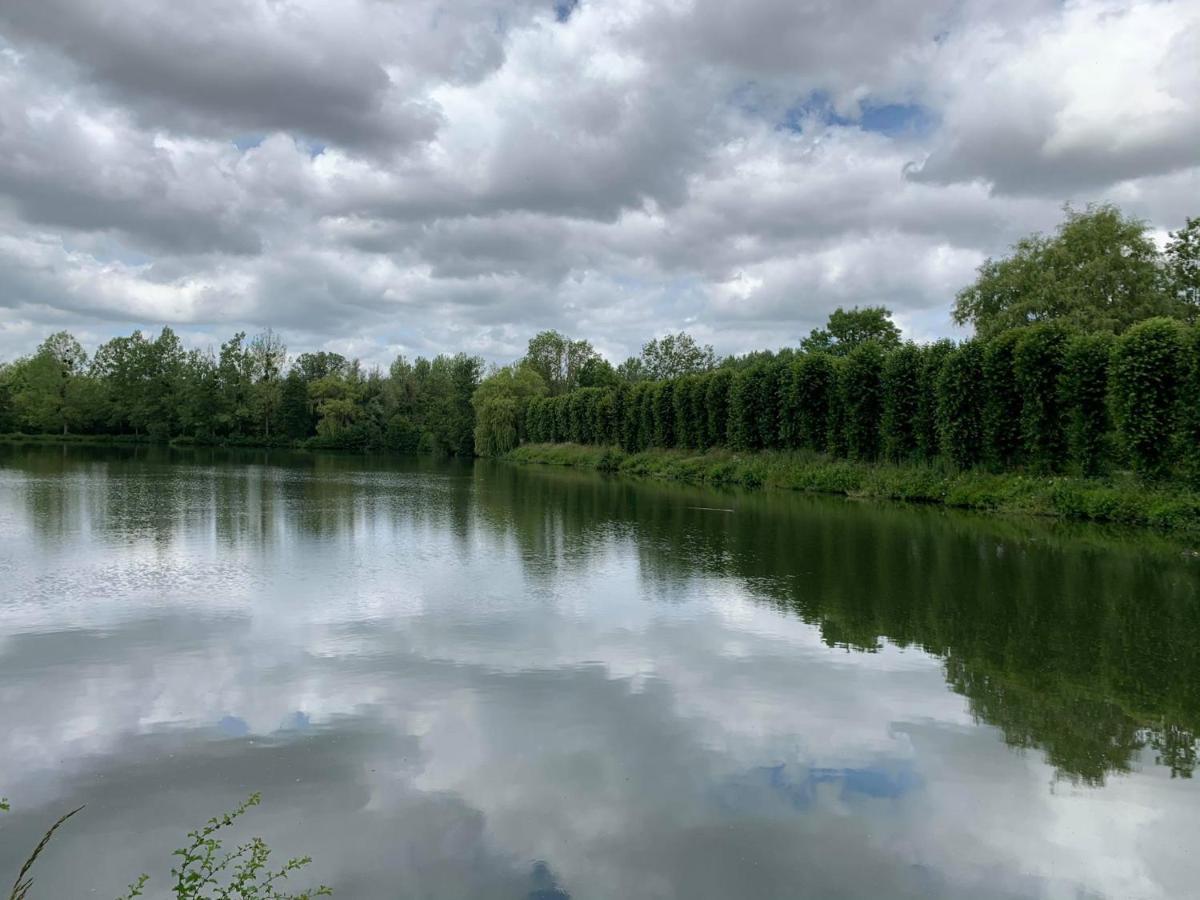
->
[0, 0, 1196, 366]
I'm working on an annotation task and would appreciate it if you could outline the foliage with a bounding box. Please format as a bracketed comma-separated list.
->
[1184, 326, 1200, 486]
[839, 342, 885, 460]
[936, 341, 985, 469]
[778, 353, 835, 453]
[728, 359, 781, 451]
[703, 369, 732, 449]
[953, 204, 1185, 337]
[1110, 318, 1186, 479]
[979, 331, 1022, 470]
[508, 443, 1200, 533]
[472, 365, 547, 457]
[800, 306, 901, 356]
[520, 330, 598, 396]
[636, 332, 717, 380]
[1012, 323, 1069, 472]
[1060, 332, 1115, 476]
[1, 794, 328, 900]
[1165, 216, 1200, 316]
[880, 343, 922, 462]
[914, 340, 955, 462]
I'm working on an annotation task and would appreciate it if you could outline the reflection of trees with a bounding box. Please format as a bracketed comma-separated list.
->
[472, 461, 1200, 785]
[7, 444, 1198, 786]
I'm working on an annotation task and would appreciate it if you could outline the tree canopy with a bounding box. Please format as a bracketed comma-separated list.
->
[800, 306, 901, 356]
[953, 204, 1193, 337]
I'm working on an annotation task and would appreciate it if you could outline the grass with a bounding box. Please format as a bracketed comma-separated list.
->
[505, 443, 1200, 533]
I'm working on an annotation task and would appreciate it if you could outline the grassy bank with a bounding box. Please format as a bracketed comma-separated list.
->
[505, 443, 1200, 533]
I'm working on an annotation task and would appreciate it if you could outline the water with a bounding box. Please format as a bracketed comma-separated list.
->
[0, 444, 1197, 899]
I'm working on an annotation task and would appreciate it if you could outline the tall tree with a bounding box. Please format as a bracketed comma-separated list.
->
[953, 204, 1182, 337]
[638, 332, 717, 380]
[521, 330, 597, 395]
[801, 307, 901, 356]
[1165, 216, 1200, 319]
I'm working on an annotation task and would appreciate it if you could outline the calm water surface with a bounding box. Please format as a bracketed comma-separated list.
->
[1, 444, 1198, 899]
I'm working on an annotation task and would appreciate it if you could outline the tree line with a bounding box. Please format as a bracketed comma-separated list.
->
[1, 205, 1197, 475]
[512, 317, 1200, 482]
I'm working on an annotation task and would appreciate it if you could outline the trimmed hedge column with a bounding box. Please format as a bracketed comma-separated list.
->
[1111, 318, 1186, 478]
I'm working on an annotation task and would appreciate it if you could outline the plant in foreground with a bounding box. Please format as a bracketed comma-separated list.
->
[3, 793, 329, 900]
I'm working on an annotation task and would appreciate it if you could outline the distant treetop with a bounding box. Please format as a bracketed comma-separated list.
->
[953, 204, 1197, 338]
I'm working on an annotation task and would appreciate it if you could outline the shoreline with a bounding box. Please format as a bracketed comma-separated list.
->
[504, 443, 1200, 534]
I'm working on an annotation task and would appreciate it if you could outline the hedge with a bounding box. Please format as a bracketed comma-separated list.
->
[510, 323, 1198, 484]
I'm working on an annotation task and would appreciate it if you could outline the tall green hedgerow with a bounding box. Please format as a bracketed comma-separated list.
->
[937, 341, 985, 469]
[650, 380, 675, 447]
[704, 369, 733, 448]
[1060, 331, 1115, 476]
[1013, 323, 1070, 472]
[1178, 325, 1200, 485]
[980, 330, 1023, 470]
[880, 343, 922, 461]
[840, 341, 885, 461]
[729, 360, 781, 451]
[782, 353, 835, 453]
[916, 340, 955, 463]
[1111, 317, 1186, 478]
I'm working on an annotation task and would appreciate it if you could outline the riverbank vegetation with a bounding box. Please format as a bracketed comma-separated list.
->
[1, 793, 329, 899]
[2, 205, 1198, 521]
[506, 443, 1200, 531]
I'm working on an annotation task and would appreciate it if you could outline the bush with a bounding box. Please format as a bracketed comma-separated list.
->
[704, 369, 733, 448]
[780, 353, 835, 453]
[936, 341, 985, 469]
[1111, 318, 1186, 478]
[650, 380, 675, 447]
[1180, 325, 1200, 486]
[916, 340, 955, 463]
[1060, 331, 1115, 476]
[1013, 323, 1070, 472]
[980, 330, 1022, 470]
[840, 341, 885, 460]
[729, 360, 781, 451]
[880, 343, 922, 461]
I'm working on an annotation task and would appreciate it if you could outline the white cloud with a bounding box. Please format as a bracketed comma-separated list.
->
[0, 0, 1195, 366]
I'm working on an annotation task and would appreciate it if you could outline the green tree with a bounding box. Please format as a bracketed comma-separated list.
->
[1060, 331, 1115, 476]
[638, 332, 717, 380]
[1165, 216, 1200, 319]
[1013, 324, 1070, 472]
[954, 204, 1182, 337]
[1110, 318, 1186, 478]
[936, 342, 985, 469]
[472, 365, 547, 456]
[839, 342, 886, 461]
[980, 331, 1023, 470]
[800, 306, 901, 356]
[880, 343, 923, 461]
[522, 331, 597, 396]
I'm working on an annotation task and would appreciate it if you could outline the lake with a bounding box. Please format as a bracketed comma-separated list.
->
[0, 444, 1197, 899]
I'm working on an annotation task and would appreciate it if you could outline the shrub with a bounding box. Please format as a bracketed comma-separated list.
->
[880, 343, 922, 461]
[781, 354, 835, 453]
[916, 340, 955, 463]
[650, 380, 675, 447]
[1180, 325, 1200, 486]
[729, 360, 781, 450]
[840, 341, 885, 460]
[1111, 317, 1186, 478]
[1060, 331, 1115, 476]
[936, 341, 985, 469]
[1013, 323, 1070, 472]
[980, 330, 1022, 470]
[704, 369, 733, 448]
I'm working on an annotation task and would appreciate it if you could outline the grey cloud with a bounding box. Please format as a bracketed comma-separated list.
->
[0, 0, 1197, 364]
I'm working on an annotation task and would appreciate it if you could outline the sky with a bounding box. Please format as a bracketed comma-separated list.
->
[0, 0, 1197, 368]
